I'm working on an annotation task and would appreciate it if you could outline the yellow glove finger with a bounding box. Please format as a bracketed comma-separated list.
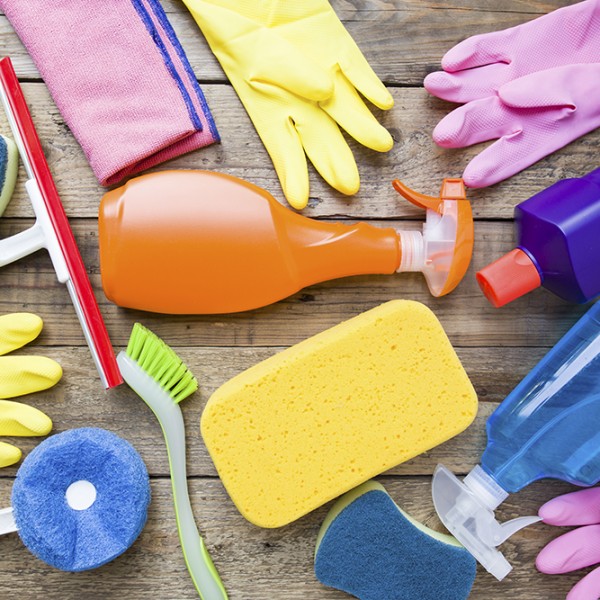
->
[0, 356, 62, 399]
[338, 42, 394, 111]
[0, 441, 22, 468]
[0, 400, 52, 437]
[252, 106, 310, 210]
[296, 107, 360, 198]
[321, 73, 394, 153]
[254, 100, 360, 209]
[0, 313, 43, 356]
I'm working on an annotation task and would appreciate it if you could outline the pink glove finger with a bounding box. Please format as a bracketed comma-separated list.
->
[537, 524, 600, 574]
[424, 62, 512, 103]
[540, 488, 600, 527]
[432, 96, 516, 149]
[498, 64, 599, 110]
[440, 30, 511, 73]
[567, 565, 600, 600]
[461, 112, 576, 189]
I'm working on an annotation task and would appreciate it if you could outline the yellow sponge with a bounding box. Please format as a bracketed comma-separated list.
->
[201, 300, 478, 528]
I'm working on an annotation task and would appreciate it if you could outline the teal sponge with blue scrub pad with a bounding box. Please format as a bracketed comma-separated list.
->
[315, 481, 477, 600]
[0, 134, 18, 216]
[10, 428, 150, 571]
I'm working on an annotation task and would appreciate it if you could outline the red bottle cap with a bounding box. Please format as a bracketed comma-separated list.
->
[476, 248, 542, 307]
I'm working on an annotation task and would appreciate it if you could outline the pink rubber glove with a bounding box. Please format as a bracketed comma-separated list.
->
[537, 487, 600, 600]
[431, 63, 600, 188]
[424, 0, 600, 103]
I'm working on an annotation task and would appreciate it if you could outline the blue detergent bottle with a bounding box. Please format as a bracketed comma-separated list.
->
[432, 302, 600, 580]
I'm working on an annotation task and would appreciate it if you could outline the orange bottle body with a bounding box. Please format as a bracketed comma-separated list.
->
[99, 171, 400, 314]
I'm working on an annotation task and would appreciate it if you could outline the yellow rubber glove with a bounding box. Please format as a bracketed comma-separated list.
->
[0, 313, 62, 468]
[183, 0, 394, 209]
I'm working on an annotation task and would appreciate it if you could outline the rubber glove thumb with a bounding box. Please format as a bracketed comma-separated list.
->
[497, 63, 600, 111]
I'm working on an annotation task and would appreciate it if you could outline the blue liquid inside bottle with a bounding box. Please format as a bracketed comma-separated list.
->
[482, 302, 600, 492]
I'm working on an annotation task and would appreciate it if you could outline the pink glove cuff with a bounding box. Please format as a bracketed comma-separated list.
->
[1, 0, 219, 185]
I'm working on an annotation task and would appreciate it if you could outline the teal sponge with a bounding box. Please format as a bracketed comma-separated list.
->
[315, 481, 477, 600]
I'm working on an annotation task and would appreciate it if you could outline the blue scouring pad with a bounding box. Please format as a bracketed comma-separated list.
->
[315, 481, 477, 600]
[0, 134, 18, 216]
[12, 427, 150, 571]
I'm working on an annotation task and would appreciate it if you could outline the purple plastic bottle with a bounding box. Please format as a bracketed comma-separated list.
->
[477, 168, 600, 307]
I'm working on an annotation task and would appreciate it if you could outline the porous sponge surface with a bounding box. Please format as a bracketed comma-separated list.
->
[314, 486, 477, 600]
[201, 300, 478, 528]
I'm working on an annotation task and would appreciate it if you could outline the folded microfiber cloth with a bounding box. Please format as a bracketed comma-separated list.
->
[315, 481, 477, 600]
[0, 0, 219, 185]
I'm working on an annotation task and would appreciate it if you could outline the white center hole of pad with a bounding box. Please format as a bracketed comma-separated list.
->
[66, 480, 97, 511]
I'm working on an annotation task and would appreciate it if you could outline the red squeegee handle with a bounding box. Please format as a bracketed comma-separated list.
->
[0, 57, 122, 389]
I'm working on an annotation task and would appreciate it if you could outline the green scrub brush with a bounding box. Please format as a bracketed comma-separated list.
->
[118, 323, 228, 600]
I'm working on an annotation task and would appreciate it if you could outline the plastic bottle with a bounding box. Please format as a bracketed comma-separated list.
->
[477, 167, 600, 307]
[432, 301, 600, 580]
[99, 170, 473, 314]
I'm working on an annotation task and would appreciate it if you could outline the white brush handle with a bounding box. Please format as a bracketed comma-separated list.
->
[118, 353, 228, 600]
[0, 507, 16, 535]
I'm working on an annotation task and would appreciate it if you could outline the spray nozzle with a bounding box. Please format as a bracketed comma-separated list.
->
[392, 178, 474, 297]
[432, 464, 541, 581]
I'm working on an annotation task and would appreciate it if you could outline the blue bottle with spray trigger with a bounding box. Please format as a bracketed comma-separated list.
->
[432, 301, 600, 579]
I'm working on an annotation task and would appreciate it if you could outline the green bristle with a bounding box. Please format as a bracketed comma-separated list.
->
[126, 323, 198, 403]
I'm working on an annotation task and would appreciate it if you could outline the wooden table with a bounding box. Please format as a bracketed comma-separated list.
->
[0, 1, 593, 598]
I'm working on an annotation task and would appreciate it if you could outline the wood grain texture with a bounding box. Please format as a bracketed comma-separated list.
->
[0, 345, 548, 479]
[0, 477, 585, 599]
[0, 82, 597, 221]
[0, 219, 587, 348]
[0, 0, 592, 599]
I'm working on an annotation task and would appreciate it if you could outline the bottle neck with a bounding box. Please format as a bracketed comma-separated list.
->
[397, 230, 425, 272]
[464, 465, 508, 510]
[282, 214, 400, 287]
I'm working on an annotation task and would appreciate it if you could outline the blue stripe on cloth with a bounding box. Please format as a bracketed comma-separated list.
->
[130, 0, 204, 131]
[145, 0, 219, 141]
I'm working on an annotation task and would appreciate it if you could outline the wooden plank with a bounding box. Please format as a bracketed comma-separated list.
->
[0, 0, 577, 83]
[0, 476, 583, 599]
[0, 81, 595, 221]
[0, 218, 585, 348]
[0, 2, 589, 599]
[0, 345, 553, 478]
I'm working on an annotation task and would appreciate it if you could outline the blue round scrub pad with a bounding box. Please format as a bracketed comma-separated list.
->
[12, 427, 150, 571]
[315, 481, 477, 600]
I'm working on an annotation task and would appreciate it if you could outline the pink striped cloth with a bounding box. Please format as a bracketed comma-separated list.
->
[1, 0, 219, 185]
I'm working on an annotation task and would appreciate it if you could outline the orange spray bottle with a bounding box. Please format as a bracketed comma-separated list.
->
[99, 171, 473, 314]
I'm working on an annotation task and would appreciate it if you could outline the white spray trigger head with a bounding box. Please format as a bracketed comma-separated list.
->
[432, 464, 540, 581]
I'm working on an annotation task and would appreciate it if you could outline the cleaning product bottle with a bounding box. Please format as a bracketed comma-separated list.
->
[477, 167, 600, 307]
[432, 301, 600, 580]
[99, 171, 473, 314]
